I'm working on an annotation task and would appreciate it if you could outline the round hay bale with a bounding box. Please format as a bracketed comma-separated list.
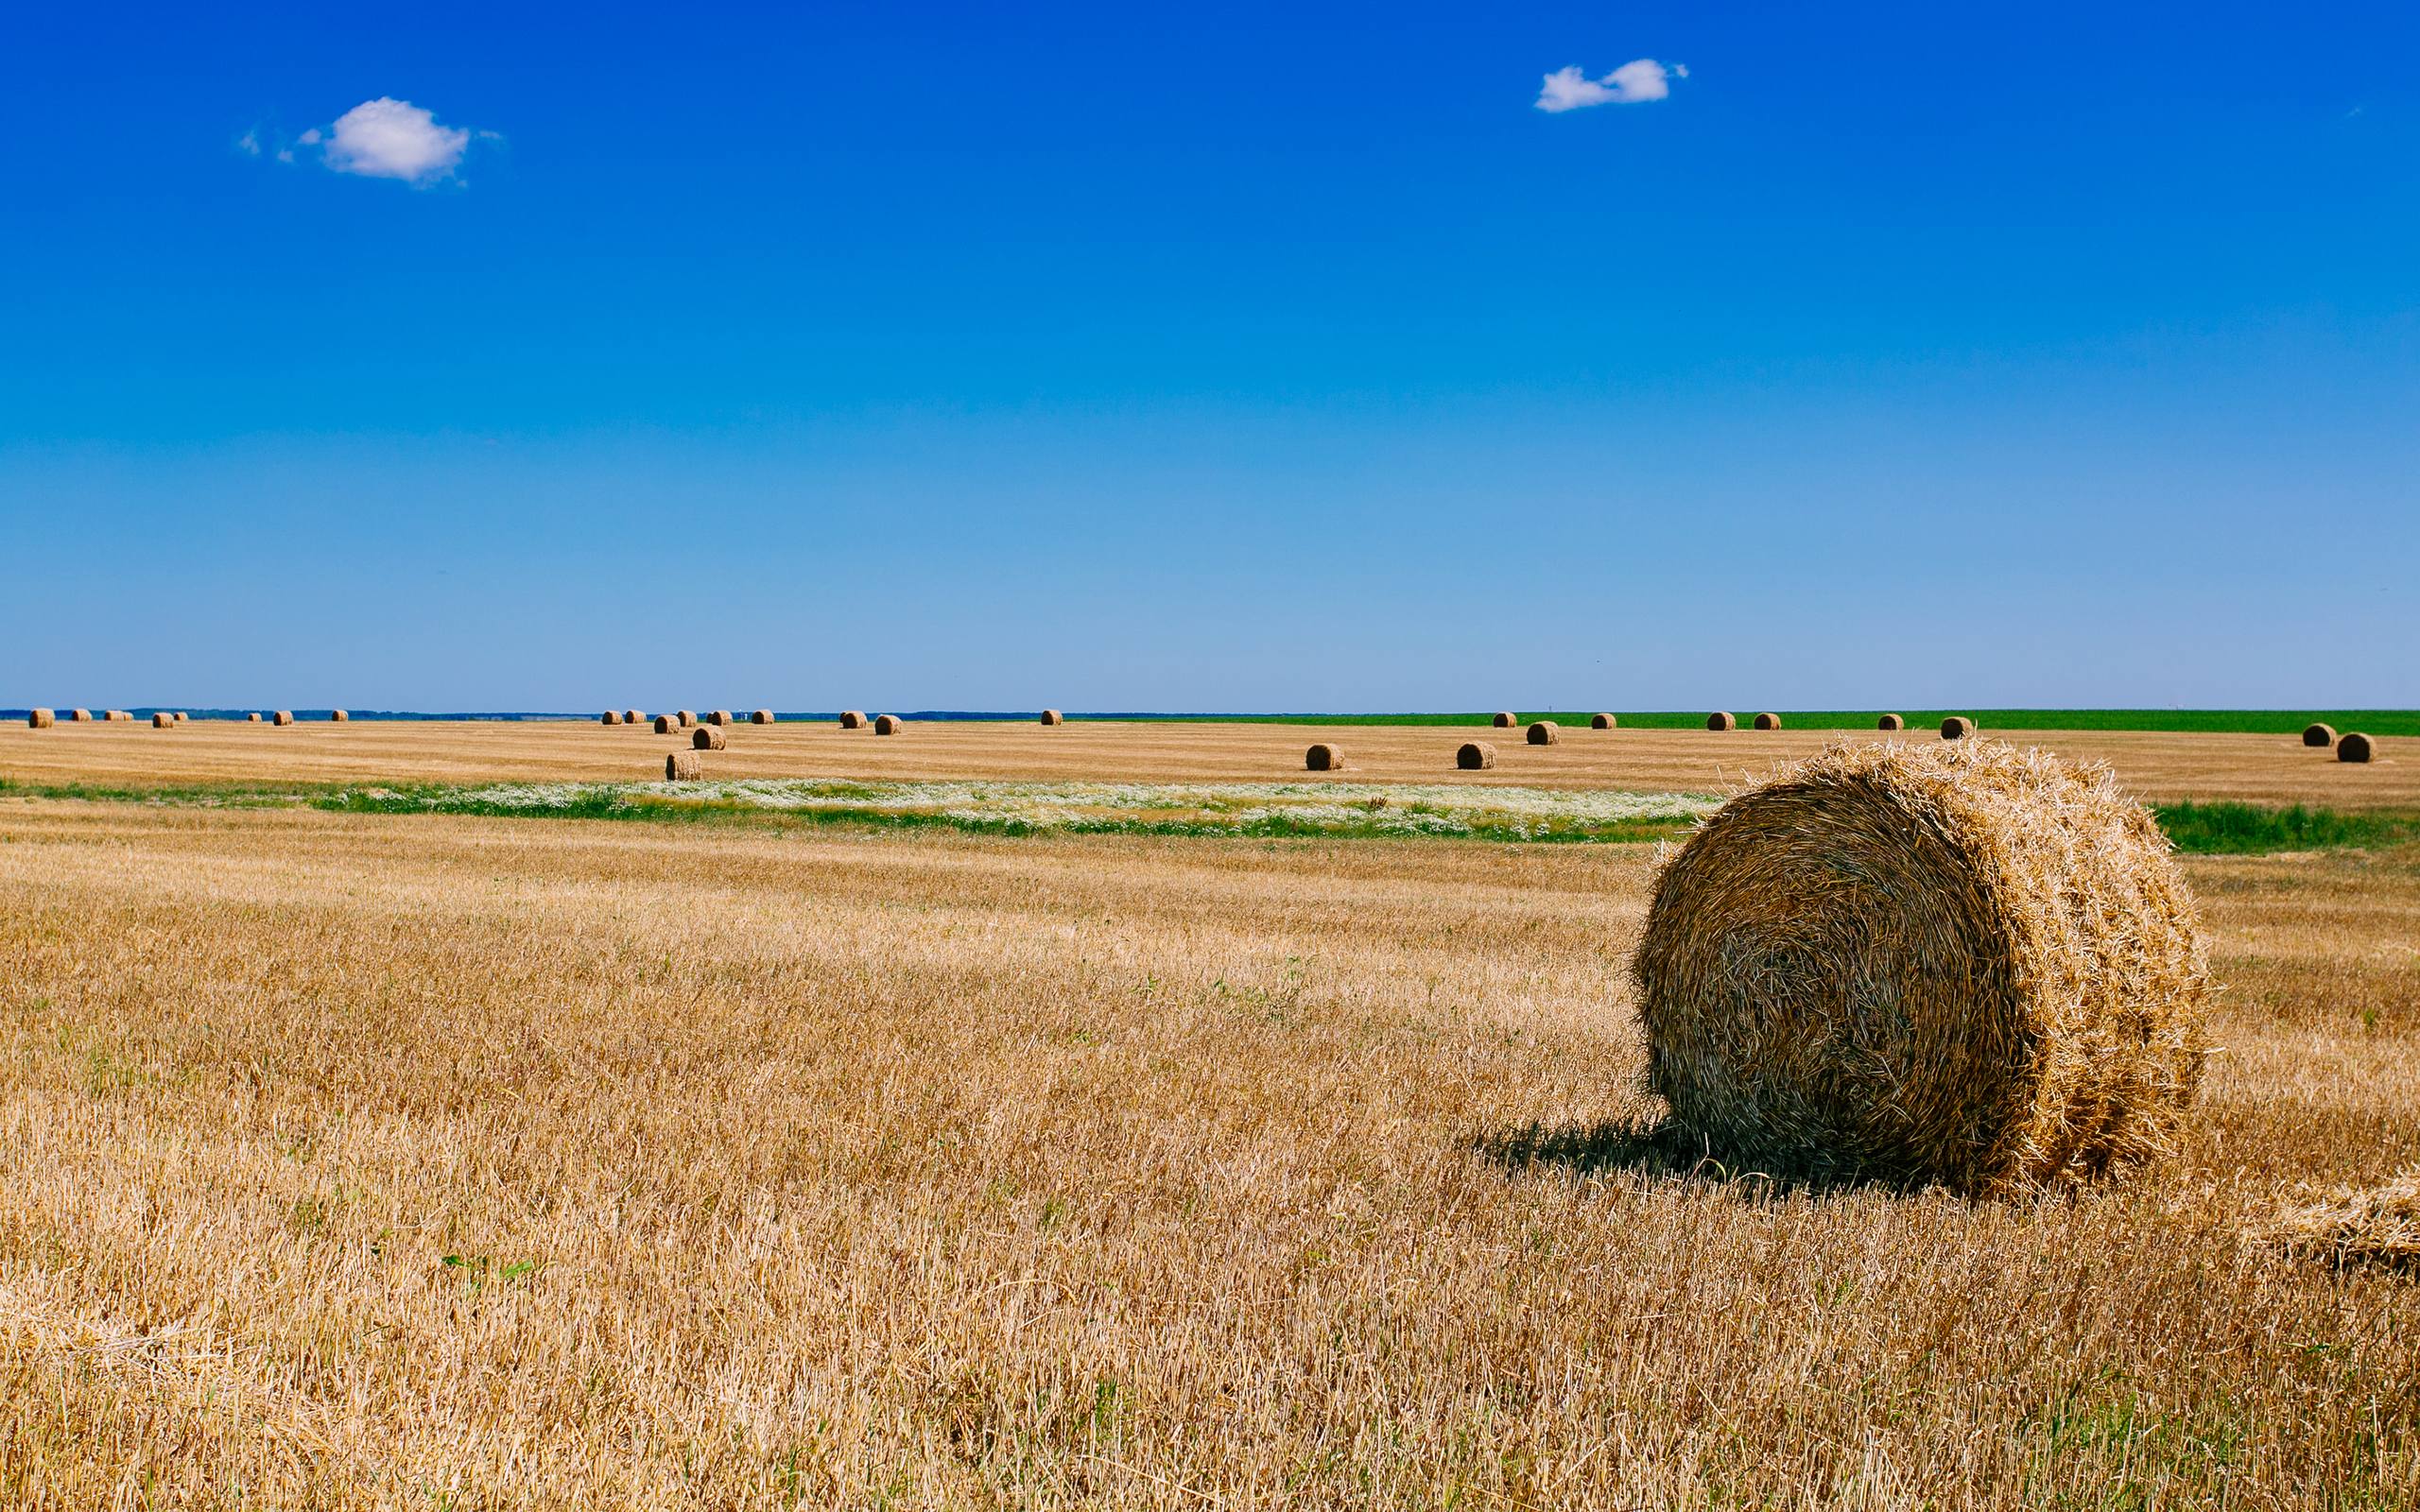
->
[1305, 742, 1343, 771]
[692, 725, 727, 750]
[1876, 713, 1905, 731]
[666, 749, 703, 782]
[106, 711, 130, 721]
[839, 711, 867, 730]
[152, 712, 173, 729]
[329, 710, 347, 723]
[652, 714, 679, 734]
[751, 709, 774, 725]
[1526, 720, 1560, 746]
[246, 712, 262, 722]
[1456, 741, 1496, 770]
[272, 711, 293, 726]
[1040, 709, 1064, 726]
[2302, 723, 2337, 748]
[2339, 732, 2376, 764]
[28, 708, 54, 729]
[601, 711, 622, 726]
[1590, 713, 1616, 730]
[874, 714, 902, 736]
[1632, 740, 2211, 1195]
[173, 712, 188, 723]
[1754, 713, 1783, 730]
[69, 709, 92, 723]
[1707, 712, 1737, 731]
[707, 710, 730, 727]
[1941, 715, 1978, 741]
[1491, 712, 1516, 729]
[676, 710, 695, 728]
[624, 709, 645, 726]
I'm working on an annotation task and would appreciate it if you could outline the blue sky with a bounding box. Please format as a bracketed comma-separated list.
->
[4, 2, 2414, 712]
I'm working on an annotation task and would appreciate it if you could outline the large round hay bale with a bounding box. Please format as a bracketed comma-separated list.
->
[1876, 713, 1905, 731]
[1491, 712, 1516, 729]
[1590, 713, 1616, 730]
[752, 709, 774, 725]
[1707, 712, 1737, 731]
[2302, 723, 2337, 748]
[151, 712, 173, 729]
[272, 711, 293, 726]
[173, 712, 188, 723]
[329, 710, 348, 723]
[624, 709, 644, 726]
[106, 711, 130, 721]
[707, 710, 730, 727]
[1632, 741, 2211, 1195]
[692, 725, 728, 750]
[874, 714, 901, 736]
[1754, 713, 1782, 730]
[666, 749, 703, 782]
[1456, 741, 1495, 770]
[676, 710, 695, 728]
[834, 711, 863, 729]
[1941, 715, 1978, 740]
[246, 712, 262, 722]
[2339, 732, 2376, 764]
[652, 714, 679, 734]
[1305, 742, 1343, 771]
[601, 711, 622, 726]
[1040, 709, 1064, 726]
[28, 708, 54, 729]
[69, 709, 92, 723]
[1526, 720, 1560, 746]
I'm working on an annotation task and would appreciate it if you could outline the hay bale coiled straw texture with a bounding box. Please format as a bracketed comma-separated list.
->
[1491, 712, 1516, 729]
[1305, 743, 1343, 772]
[676, 710, 696, 729]
[2302, 722, 2337, 747]
[2256, 1173, 2420, 1273]
[272, 712, 293, 726]
[1455, 742, 1495, 770]
[873, 714, 902, 736]
[1941, 715, 1978, 740]
[692, 725, 728, 750]
[665, 749, 703, 782]
[1877, 713, 1906, 731]
[838, 711, 866, 730]
[1590, 713, 1616, 730]
[707, 710, 730, 727]
[1754, 713, 1783, 730]
[2338, 732, 2376, 764]
[1040, 709, 1063, 726]
[751, 710, 774, 725]
[1706, 712, 1737, 731]
[151, 713, 174, 729]
[330, 710, 347, 722]
[27, 709, 54, 729]
[652, 714, 680, 734]
[1631, 740, 2211, 1195]
[1526, 720, 1560, 746]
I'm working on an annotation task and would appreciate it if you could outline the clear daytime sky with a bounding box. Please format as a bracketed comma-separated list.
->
[4, 3, 2415, 713]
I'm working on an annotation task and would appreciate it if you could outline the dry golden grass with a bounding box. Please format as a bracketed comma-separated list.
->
[2, 718, 2412, 808]
[1, 785, 2417, 1506]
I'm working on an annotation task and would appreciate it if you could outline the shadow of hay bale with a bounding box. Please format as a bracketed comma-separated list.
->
[1474, 1118, 1923, 1196]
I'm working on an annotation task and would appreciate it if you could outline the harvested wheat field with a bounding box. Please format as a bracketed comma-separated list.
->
[1, 725, 2417, 1506]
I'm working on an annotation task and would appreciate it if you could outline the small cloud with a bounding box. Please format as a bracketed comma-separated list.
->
[236, 129, 261, 157]
[1535, 59, 1685, 112]
[320, 97, 475, 182]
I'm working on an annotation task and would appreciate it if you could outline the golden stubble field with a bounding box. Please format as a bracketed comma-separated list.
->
[1, 723, 2415, 1507]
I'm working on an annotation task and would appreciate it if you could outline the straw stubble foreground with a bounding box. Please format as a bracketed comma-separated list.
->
[1634, 740, 2212, 1194]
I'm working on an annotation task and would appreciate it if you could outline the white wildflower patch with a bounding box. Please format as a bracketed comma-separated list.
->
[346, 778, 1719, 841]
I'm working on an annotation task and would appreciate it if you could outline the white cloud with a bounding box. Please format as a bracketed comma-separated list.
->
[318, 98, 475, 183]
[1535, 59, 1685, 112]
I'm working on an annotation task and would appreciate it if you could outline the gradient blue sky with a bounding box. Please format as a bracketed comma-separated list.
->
[4, 3, 2415, 712]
